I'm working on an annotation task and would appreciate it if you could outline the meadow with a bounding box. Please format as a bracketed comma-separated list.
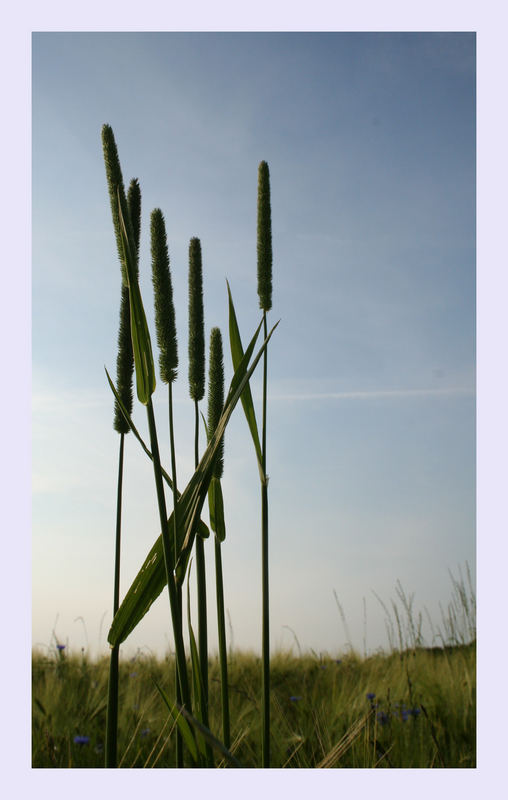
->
[32, 637, 475, 768]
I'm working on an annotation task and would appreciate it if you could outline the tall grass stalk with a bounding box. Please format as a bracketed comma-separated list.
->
[207, 327, 230, 748]
[257, 160, 273, 767]
[144, 397, 192, 710]
[101, 129, 140, 766]
[105, 435, 123, 767]
[188, 237, 209, 738]
[150, 208, 187, 765]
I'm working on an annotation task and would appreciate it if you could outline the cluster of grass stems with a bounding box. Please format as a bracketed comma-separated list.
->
[98, 125, 275, 767]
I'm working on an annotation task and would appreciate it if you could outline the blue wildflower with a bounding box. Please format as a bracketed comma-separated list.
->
[56, 644, 65, 651]
[141, 728, 151, 737]
[73, 735, 90, 746]
[335, 659, 342, 665]
[289, 696, 302, 702]
[366, 692, 376, 701]
[411, 707, 421, 717]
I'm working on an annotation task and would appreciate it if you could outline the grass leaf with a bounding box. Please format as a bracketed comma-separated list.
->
[156, 680, 243, 768]
[186, 571, 208, 762]
[154, 682, 199, 765]
[208, 476, 226, 542]
[227, 282, 264, 477]
[176, 705, 243, 768]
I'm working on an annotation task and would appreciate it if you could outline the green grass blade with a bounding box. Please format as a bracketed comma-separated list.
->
[107, 465, 207, 646]
[227, 282, 264, 476]
[156, 681, 242, 768]
[187, 598, 203, 716]
[188, 623, 207, 762]
[208, 476, 226, 542]
[154, 682, 199, 765]
[186, 572, 209, 763]
[225, 313, 263, 405]
[186, 565, 202, 714]
[176, 705, 243, 768]
[214, 535, 230, 748]
[108, 534, 168, 646]
[105, 643, 120, 767]
[107, 318, 278, 646]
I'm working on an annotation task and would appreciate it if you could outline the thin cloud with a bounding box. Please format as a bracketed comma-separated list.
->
[269, 387, 475, 401]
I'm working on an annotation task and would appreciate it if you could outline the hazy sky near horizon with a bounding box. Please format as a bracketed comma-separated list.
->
[32, 31, 475, 659]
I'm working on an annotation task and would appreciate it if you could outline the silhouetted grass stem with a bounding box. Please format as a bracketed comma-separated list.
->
[261, 313, 270, 768]
[145, 398, 191, 715]
[105, 432, 126, 767]
[207, 327, 230, 748]
[257, 159, 273, 768]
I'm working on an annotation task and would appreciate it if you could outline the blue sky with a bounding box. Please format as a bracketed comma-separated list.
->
[32, 32, 476, 659]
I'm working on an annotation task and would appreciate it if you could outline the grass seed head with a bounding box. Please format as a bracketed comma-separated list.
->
[188, 237, 205, 402]
[207, 326, 225, 478]
[257, 160, 273, 312]
[150, 208, 178, 384]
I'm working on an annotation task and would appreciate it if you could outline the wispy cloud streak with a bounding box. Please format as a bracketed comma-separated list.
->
[268, 387, 475, 402]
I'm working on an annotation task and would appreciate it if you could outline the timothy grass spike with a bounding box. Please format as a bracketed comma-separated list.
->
[257, 161, 272, 312]
[188, 237, 205, 403]
[150, 209, 178, 384]
[113, 178, 140, 434]
[117, 195, 155, 404]
[101, 124, 135, 287]
[208, 327, 225, 479]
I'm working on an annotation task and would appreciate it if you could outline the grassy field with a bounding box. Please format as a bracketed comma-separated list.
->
[32, 641, 475, 768]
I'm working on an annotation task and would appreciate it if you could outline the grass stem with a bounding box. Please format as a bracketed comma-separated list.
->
[193, 399, 209, 713]
[145, 398, 191, 722]
[207, 328, 230, 753]
[167, 382, 184, 767]
[214, 535, 231, 748]
[261, 312, 270, 768]
[193, 399, 212, 763]
[105, 432, 125, 767]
